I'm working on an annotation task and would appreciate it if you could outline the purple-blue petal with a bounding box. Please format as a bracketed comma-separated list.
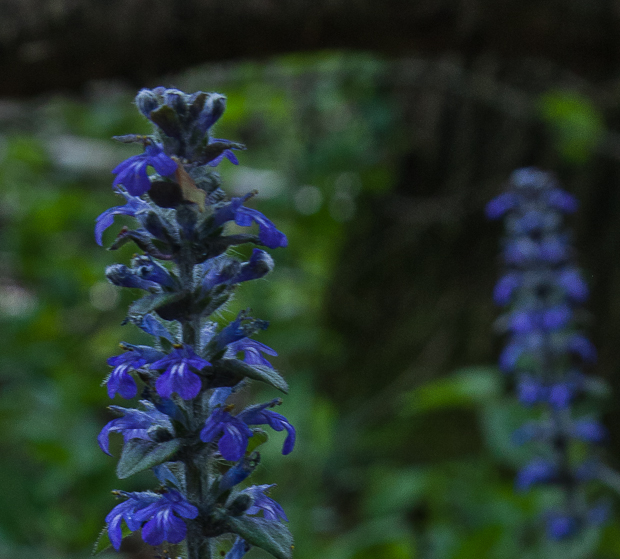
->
[226, 538, 249, 559]
[107, 367, 138, 399]
[219, 422, 253, 461]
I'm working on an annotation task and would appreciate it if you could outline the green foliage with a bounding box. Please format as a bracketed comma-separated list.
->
[539, 90, 605, 164]
[228, 516, 294, 559]
[116, 438, 183, 479]
[400, 367, 501, 415]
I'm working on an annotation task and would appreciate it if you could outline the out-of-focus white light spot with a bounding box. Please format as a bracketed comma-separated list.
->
[90, 281, 119, 311]
[230, 167, 285, 199]
[45, 135, 125, 172]
[0, 284, 37, 317]
[294, 185, 323, 215]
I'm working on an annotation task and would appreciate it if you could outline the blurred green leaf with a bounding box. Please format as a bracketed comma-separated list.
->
[247, 428, 269, 453]
[400, 367, 501, 415]
[539, 91, 604, 164]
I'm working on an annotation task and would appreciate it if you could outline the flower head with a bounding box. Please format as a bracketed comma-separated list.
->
[106, 491, 161, 550]
[238, 400, 296, 455]
[214, 194, 287, 249]
[106, 344, 163, 399]
[97, 400, 174, 455]
[242, 484, 288, 522]
[112, 143, 177, 196]
[134, 489, 199, 546]
[150, 345, 211, 400]
[200, 407, 254, 461]
[227, 338, 278, 368]
[94, 190, 151, 246]
[200, 399, 295, 460]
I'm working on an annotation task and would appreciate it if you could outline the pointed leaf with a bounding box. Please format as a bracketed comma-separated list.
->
[227, 516, 293, 559]
[247, 428, 269, 453]
[92, 522, 133, 555]
[116, 438, 182, 479]
[217, 359, 288, 393]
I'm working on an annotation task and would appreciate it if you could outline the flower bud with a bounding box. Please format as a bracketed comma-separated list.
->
[135, 88, 161, 117]
[198, 93, 227, 133]
[227, 493, 252, 517]
[164, 88, 188, 117]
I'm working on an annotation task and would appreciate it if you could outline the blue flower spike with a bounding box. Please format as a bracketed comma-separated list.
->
[96, 88, 295, 557]
[489, 168, 613, 540]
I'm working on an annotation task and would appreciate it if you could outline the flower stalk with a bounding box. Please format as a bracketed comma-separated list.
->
[94, 88, 294, 559]
[488, 168, 610, 539]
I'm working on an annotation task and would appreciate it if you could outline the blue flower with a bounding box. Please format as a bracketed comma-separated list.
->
[225, 538, 250, 559]
[486, 192, 518, 219]
[150, 345, 211, 400]
[212, 311, 269, 351]
[214, 194, 287, 249]
[135, 88, 161, 117]
[219, 454, 260, 492]
[105, 263, 161, 291]
[137, 314, 175, 342]
[97, 401, 174, 455]
[568, 334, 597, 363]
[133, 489, 199, 546]
[515, 458, 557, 491]
[197, 95, 227, 134]
[201, 250, 274, 292]
[242, 484, 288, 522]
[106, 491, 160, 550]
[112, 143, 177, 196]
[200, 407, 254, 461]
[234, 249, 275, 283]
[237, 400, 296, 455]
[545, 188, 578, 213]
[94, 190, 151, 246]
[201, 256, 242, 292]
[131, 255, 177, 288]
[571, 419, 607, 443]
[546, 512, 579, 540]
[493, 273, 521, 305]
[106, 344, 163, 399]
[227, 338, 278, 368]
[558, 268, 589, 302]
[200, 399, 295, 460]
[207, 137, 241, 167]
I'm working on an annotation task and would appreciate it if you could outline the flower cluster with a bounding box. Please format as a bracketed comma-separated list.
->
[487, 168, 608, 540]
[95, 88, 294, 559]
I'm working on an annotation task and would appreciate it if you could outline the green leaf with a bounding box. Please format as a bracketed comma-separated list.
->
[400, 367, 501, 416]
[92, 522, 132, 555]
[539, 90, 604, 164]
[227, 516, 293, 559]
[247, 428, 269, 453]
[217, 359, 289, 393]
[116, 438, 182, 479]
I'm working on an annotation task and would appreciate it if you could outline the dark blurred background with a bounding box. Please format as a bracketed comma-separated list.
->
[2, 1, 620, 558]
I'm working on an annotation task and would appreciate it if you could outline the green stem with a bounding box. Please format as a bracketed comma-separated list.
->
[177, 251, 213, 559]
